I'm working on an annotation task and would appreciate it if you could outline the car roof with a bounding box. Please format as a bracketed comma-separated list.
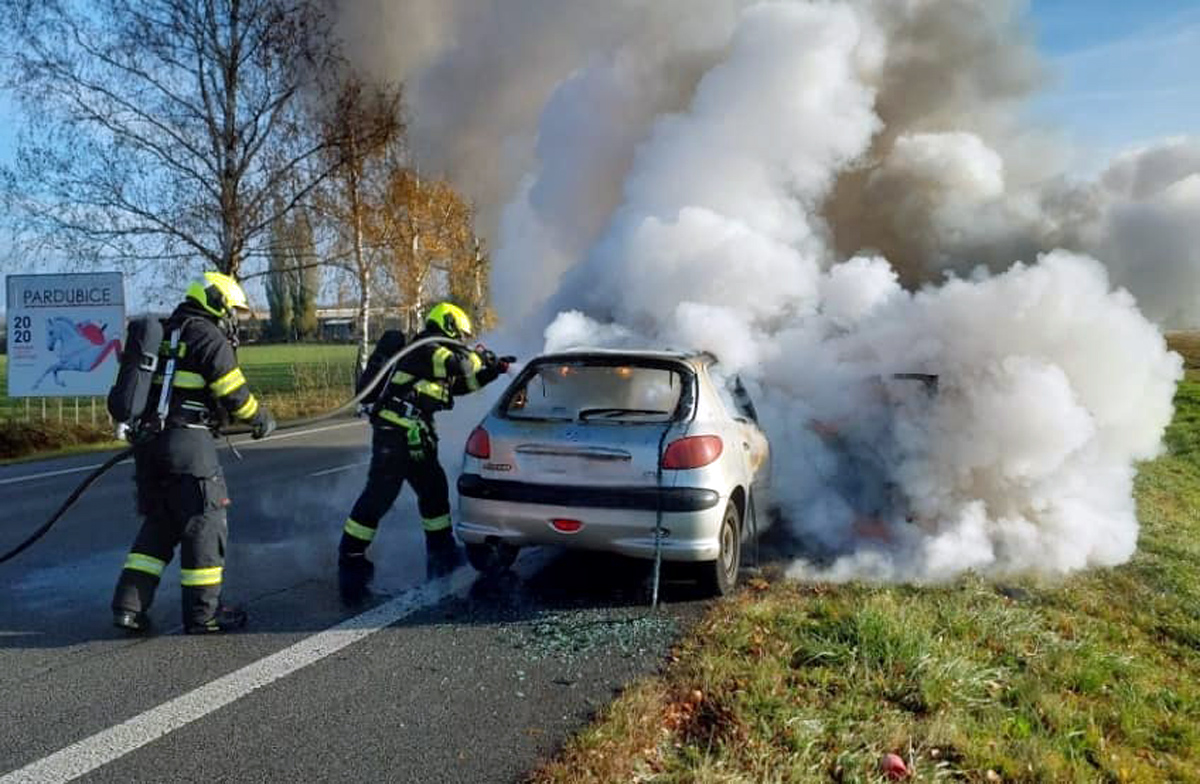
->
[532, 347, 718, 367]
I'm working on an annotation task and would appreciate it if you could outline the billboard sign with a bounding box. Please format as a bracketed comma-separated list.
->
[5, 272, 126, 397]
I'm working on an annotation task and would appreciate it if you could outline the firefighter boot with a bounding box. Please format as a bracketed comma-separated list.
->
[113, 609, 152, 634]
[338, 552, 375, 604]
[185, 605, 248, 635]
[425, 529, 463, 580]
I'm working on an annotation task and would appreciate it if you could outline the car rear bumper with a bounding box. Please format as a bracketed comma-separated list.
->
[455, 474, 726, 562]
[457, 474, 721, 512]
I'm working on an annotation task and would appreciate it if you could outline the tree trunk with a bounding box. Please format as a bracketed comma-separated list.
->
[412, 232, 426, 330]
[351, 158, 370, 373]
[473, 241, 485, 322]
[357, 262, 371, 373]
[220, 0, 243, 278]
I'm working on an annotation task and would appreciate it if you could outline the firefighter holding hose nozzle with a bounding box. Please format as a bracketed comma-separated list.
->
[338, 302, 511, 598]
[110, 272, 275, 635]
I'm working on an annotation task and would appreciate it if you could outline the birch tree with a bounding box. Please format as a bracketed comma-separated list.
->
[0, 0, 341, 278]
[367, 169, 490, 333]
[319, 76, 403, 371]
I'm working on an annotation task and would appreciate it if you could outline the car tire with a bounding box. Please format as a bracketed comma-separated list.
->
[465, 541, 519, 576]
[696, 499, 741, 597]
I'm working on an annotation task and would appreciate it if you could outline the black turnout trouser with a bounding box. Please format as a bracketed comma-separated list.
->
[340, 423, 452, 556]
[112, 467, 230, 627]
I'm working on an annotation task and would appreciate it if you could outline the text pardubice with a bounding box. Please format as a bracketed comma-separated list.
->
[23, 288, 114, 307]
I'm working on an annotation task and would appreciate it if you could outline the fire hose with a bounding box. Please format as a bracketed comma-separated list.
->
[0, 336, 496, 566]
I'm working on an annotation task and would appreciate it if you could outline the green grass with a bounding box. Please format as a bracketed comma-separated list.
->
[238, 343, 359, 421]
[238, 343, 358, 394]
[0, 343, 360, 459]
[534, 376, 1200, 783]
[0, 435, 128, 466]
[0, 343, 358, 403]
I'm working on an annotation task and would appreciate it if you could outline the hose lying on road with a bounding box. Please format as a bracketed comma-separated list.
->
[0, 337, 467, 566]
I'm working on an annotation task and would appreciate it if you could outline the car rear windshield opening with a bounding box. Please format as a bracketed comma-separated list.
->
[503, 362, 687, 423]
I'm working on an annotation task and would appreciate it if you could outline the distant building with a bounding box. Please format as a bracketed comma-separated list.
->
[242, 307, 405, 344]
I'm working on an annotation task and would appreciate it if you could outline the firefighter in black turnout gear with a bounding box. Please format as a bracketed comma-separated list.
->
[339, 302, 507, 593]
[111, 273, 276, 634]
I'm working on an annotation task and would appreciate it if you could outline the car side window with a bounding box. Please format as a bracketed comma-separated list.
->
[726, 375, 759, 424]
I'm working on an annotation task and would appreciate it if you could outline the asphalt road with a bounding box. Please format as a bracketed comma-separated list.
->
[0, 420, 708, 783]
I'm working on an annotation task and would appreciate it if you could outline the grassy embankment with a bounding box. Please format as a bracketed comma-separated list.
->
[534, 337, 1200, 783]
[0, 344, 358, 461]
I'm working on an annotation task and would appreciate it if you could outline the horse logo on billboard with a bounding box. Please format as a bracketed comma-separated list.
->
[33, 316, 123, 389]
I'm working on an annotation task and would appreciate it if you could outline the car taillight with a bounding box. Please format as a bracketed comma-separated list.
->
[465, 427, 491, 459]
[661, 435, 723, 470]
[550, 519, 583, 534]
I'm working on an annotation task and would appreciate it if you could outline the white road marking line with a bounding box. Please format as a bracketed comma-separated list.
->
[0, 422, 365, 487]
[0, 569, 476, 784]
[235, 420, 364, 448]
[0, 460, 132, 487]
[307, 460, 370, 478]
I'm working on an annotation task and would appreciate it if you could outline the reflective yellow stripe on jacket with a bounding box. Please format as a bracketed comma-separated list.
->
[153, 370, 206, 389]
[415, 380, 450, 402]
[465, 353, 484, 391]
[390, 372, 450, 404]
[210, 368, 247, 397]
[233, 395, 260, 420]
[432, 347, 453, 379]
[159, 341, 188, 359]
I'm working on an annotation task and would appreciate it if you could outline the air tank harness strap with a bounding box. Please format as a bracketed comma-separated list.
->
[154, 326, 184, 428]
[376, 409, 434, 460]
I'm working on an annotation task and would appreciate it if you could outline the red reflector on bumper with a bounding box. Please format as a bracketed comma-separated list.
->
[550, 518, 583, 534]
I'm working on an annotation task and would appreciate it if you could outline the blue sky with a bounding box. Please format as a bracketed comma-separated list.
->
[1028, 0, 1200, 159]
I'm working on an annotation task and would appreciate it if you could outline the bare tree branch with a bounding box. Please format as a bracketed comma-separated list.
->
[0, 0, 343, 279]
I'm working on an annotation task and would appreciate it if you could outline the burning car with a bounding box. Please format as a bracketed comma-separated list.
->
[808, 373, 939, 544]
[455, 349, 770, 595]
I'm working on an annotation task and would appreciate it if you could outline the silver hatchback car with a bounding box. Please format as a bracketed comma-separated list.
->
[455, 349, 770, 595]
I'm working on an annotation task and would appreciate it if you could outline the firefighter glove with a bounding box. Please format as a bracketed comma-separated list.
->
[476, 345, 513, 373]
[251, 408, 277, 440]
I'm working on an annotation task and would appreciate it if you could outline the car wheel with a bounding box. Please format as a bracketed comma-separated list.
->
[465, 541, 519, 576]
[696, 499, 741, 597]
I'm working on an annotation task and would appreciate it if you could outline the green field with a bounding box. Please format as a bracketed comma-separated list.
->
[0, 343, 358, 415]
[0, 353, 114, 422]
[536, 364, 1200, 782]
[0, 343, 360, 460]
[238, 343, 359, 394]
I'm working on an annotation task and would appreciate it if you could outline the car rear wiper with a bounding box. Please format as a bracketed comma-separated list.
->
[578, 408, 670, 421]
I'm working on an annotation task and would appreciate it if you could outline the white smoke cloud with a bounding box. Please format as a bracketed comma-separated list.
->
[1085, 139, 1200, 328]
[539, 1, 1180, 582]
[334, 0, 1199, 329]
[807, 251, 1179, 580]
[333, 0, 1188, 581]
